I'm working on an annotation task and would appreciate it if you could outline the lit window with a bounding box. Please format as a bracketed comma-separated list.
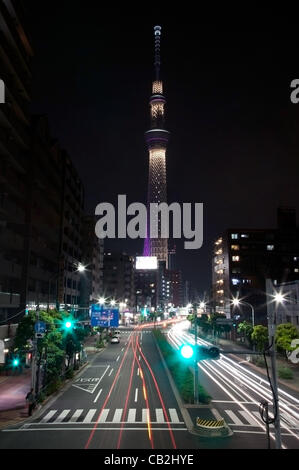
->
[241, 234, 249, 238]
[232, 256, 240, 262]
[242, 279, 252, 284]
[231, 245, 239, 251]
[231, 234, 238, 239]
[295, 268, 299, 273]
[294, 257, 298, 262]
[232, 278, 240, 285]
[267, 245, 274, 251]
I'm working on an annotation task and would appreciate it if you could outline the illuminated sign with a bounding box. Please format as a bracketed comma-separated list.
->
[136, 256, 158, 270]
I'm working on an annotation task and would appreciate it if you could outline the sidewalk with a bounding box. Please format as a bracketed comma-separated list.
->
[0, 333, 102, 430]
[217, 337, 299, 394]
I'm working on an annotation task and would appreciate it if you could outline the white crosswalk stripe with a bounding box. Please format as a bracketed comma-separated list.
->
[69, 409, 84, 422]
[225, 410, 245, 425]
[38, 407, 183, 425]
[83, 409, 97, 423]
[239, 410, 259, 426]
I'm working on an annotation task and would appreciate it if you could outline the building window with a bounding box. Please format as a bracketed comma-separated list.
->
[267, 245, 274, 251]
[241, 234, 249, 238]
[231, 245, 239, 251]
[232, 256, 240, 262]
[294, 257, 299, 262]
[232, 278, 240, 285]
[231, 234, 238, 239]
[295, 268, 299, 273]
[242, 279, 252, 285]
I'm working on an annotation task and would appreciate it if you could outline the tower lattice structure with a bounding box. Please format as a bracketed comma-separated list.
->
[143, 25, 170, 267]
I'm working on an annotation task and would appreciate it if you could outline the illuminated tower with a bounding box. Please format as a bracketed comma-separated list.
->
[143, 25, 170, 267]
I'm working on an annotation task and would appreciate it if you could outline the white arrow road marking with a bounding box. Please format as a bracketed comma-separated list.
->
[72, 365, 109, 394]
[93, 388, 103, 403]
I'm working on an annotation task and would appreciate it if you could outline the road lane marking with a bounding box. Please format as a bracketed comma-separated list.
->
[239, 410, 259, 426]
[83, 409, 97, 423]
[138, 355, 141, 360]
[109, 368, 114, 377]
[169, 409, 180, 424]
[134, 388, 138, 403]
[142, 409, 148, 422]
[127, 409, 136, 423]
[116, 355, 120, 362]
[69, 409, 84, 422]
[98, 409, 110, 423]
[55, 410, 71, 423]
[121, 348, 124, 352]
[155, 409, 165, 423]
[2, 427, 188, 432]
[137, 368, 139, 376]
[93, 388, 102, 403]
[112, 409, 123, 423]
[41, 410, 57, 423]
[225, 410, 243, 425]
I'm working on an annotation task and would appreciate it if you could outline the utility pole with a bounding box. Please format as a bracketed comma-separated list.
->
[193, 303, 199, 404]
[266, 279, 282, 449]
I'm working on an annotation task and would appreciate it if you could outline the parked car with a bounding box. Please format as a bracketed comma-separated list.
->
[110, 336, 120, 344]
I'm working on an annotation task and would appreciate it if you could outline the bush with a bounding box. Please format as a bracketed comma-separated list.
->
[252, 356, 266, 368]
[278, 366, 294, 380]
[96, 340, 105, 349]
[153, 329, 211, 404]
[37, 391, 46, 403]
[46, 377, 62, 395]
[65, 367, 74, 379]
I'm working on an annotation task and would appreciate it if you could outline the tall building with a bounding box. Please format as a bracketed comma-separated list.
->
[103, 252, 135, 310]
[0, 0, 33, 321]
[212, 207, 299, 324]
[57, 149, 85, 310]
[80, 215, 104, 310]
[143, 25, 170, 267]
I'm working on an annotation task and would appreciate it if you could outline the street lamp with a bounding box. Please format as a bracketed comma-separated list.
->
[98, 297, 105, 305]
[232, 297, 255, 327]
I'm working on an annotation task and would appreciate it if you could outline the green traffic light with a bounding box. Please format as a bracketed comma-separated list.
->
[65, 321, 72, 329]
[13, 358, 20, 367]
[180, 344, 194, 359]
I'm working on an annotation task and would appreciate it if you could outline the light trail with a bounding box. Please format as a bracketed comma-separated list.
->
[168, 322, 299, 447]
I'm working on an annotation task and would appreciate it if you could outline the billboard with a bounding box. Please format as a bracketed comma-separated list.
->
[136, 256, 158, 270]
[90, 304, 119, 327]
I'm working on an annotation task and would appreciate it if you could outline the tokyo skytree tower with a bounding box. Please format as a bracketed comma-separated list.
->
[143, 25, 170, 267]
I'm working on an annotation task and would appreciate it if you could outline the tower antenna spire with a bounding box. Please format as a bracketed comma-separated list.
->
[154, 25, 161, 80]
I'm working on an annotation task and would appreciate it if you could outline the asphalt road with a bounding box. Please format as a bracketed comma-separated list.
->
[168, 321, 299, 449]
[0, 326, 200, 449]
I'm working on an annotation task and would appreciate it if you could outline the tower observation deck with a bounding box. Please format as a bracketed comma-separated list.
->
[143, 25, 170, 267]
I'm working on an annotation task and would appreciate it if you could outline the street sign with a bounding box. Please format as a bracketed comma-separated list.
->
[90, 304, 119, 327]
[34, 321, 46, 333]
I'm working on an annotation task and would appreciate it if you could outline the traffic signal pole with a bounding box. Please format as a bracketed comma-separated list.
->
[193, 307, 199, 404]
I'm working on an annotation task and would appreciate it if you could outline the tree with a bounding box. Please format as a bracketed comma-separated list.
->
[275, 323, 299, 358]
[251, 325, 269, 352]
[237, 321, 254, 343]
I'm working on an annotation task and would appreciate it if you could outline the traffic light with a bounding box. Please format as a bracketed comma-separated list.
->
[180, 344, 194, 359]
[12, 357, 20, 367]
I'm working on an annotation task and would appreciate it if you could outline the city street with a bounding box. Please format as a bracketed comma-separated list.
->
[0, 327, 199, 449]
[168, 321, 299, 449]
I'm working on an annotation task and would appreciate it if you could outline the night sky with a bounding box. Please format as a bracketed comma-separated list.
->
[25, 3, 299, 296]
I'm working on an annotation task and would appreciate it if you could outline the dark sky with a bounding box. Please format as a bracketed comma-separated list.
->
[25, 3, 299, 296]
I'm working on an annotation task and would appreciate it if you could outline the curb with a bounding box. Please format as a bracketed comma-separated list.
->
[0, 346, 106, 429]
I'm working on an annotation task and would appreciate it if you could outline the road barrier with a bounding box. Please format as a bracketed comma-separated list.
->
[195, 416, 232, 437]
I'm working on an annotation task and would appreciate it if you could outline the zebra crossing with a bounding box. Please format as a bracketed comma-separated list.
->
[35, 407, 183, 425]
[223, 409, 299, 429]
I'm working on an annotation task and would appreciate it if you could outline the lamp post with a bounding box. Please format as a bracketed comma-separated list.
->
[193, 302, 199, 404]
[232, 297, 255, 327]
